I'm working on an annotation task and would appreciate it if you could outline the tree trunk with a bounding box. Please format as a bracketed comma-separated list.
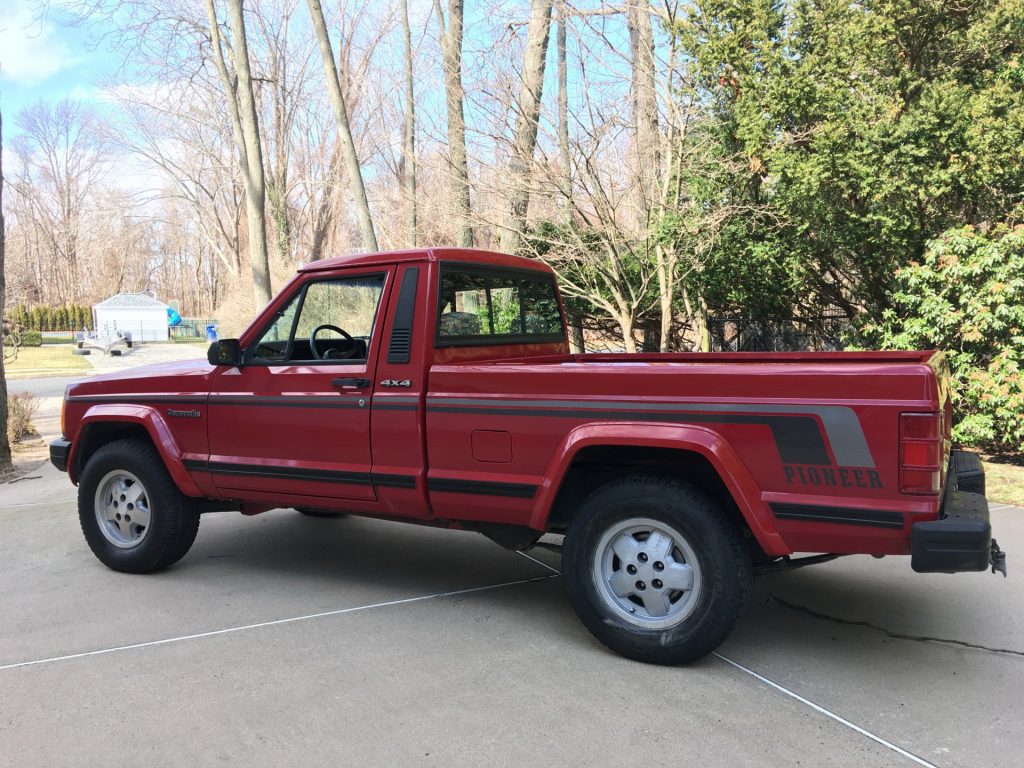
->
[626, 0, 659, 225]
[434, 0, 473, 247]
[557, 0, 571, 216]
[0, 108, 11, 468]
[617, 310, 637, 353]
[498, 0, 554, 254]
[204, 0, 272, 307]
[400, 0, 417, 247]
[225, 0, 273, 305]
[307, 0, 378, 253]
[570, 319, 585, 353]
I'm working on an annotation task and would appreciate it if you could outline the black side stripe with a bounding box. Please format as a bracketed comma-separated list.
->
[209, 396, 362, 409]
[371, 473, 417, 489]
[184, 459, 418, 490]
[769, 502, 904, 529]
[204, 461, 371, 486]
[72, 394, 417, 411]
[70, 395, 206, 404]
[428, 477, 538, 498]
[427, 405, 830, 466]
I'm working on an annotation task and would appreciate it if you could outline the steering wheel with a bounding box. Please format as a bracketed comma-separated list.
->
[309, 324, 357, 360]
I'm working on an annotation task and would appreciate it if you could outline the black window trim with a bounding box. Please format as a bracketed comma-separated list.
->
[245, 270, 389, 366]
[434, 261, 567, 349]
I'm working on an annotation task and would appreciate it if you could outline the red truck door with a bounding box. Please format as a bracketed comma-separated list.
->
[206, 269, 393, 503]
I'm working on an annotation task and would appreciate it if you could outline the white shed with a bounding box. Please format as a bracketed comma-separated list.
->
[93, 293, 170, 342]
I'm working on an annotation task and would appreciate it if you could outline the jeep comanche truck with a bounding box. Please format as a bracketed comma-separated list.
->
[50, 247, 1007, 664]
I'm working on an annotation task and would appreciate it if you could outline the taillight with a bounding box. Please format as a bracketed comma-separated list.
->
[61, 396, 67, 438]
[900, 412, 942, 494]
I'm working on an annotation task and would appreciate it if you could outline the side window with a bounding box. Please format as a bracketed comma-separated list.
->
[251, 274, 385, 363]
[437, 265, 565, 345]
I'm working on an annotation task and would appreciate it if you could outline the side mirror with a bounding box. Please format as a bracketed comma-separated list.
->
[208, 339, 242, 367]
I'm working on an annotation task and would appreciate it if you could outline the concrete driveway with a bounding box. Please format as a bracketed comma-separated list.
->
[4, 372, 1022, 767]
[1, 451, 1019, 767]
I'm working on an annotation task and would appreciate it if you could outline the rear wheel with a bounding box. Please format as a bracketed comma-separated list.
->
[563, 475, 751, 664]
[78, 439, 200, 573]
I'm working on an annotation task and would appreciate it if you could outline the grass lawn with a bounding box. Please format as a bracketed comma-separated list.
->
[980, 457, 1024, 508]
[3, 346, 92, 378]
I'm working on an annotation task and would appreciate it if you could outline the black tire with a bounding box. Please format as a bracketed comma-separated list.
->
[562, 475, 751, 665]
[78, 438, 200, 573]
[72, 349, 91, 355]
[295, 507, 347, 518]
[110, 349, 122, 356]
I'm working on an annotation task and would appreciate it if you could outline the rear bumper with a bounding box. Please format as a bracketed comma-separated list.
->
[911, 490, 992, 573]
[49, 439, 71, 473]
[911, 450, 997, 573]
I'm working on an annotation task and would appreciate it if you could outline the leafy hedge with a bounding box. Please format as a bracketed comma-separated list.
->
[20, 331, 43, 347]
[859, 221, 1024, 450]
[7, 304, 93, 332]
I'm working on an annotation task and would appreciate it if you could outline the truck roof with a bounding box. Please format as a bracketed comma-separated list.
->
[299, 247, 555, 274]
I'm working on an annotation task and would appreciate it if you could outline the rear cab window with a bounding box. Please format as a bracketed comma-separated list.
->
[436, 263, 565, 347]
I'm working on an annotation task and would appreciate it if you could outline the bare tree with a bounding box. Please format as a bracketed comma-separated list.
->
[498, 0, 554, 254]
[400, 0, 417, 247]
[203, 0, 272, 306]
[8, 100, 111, 306]
[1, 107, 11, 469]
[251, 0, 312, 265]
[306, 0, 378, 252]
[433, 0, 473, 247]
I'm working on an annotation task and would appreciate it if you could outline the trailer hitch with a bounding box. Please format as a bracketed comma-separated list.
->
[991, 539, 1007, 577]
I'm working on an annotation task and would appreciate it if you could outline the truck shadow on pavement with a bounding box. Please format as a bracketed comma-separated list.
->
[168, 510, 1023, 667]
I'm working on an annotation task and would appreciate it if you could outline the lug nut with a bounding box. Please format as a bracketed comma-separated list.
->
[653, 579, 663, 589]
[635, 581, 646, 591]
[638, 552, 648, 563]
[653, 561, 664, 571]
[626, 564, 637, 575]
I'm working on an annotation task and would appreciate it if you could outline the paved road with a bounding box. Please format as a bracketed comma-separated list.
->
[6, 375, 83, 401]
[0, 459, 1019, 767]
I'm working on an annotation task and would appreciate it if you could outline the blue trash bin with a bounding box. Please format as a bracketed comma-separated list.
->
[206, 323, 218, 342]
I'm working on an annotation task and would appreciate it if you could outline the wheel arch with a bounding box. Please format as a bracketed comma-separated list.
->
[69, 405, 203, 497]
[530, 423, 789, 556]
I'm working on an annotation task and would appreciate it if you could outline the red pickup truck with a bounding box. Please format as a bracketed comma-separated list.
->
[50, 247, 1006, 664]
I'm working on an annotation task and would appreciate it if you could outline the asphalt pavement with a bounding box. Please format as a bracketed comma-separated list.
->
[1, 376, 1021, 767]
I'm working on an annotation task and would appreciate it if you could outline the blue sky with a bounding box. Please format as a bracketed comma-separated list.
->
[0, 0, 117, 135]
[0, 0, 635, 159]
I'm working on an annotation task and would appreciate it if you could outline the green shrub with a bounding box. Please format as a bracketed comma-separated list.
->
[858, 221, 1024, 450]
[20, 331, 43, 347]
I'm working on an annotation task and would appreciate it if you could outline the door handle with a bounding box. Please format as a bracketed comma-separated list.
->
[332, 377, 370, 389]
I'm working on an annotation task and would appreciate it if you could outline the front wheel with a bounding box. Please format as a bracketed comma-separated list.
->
[78, 439, 200, 573]
[562, 475, 751, 664]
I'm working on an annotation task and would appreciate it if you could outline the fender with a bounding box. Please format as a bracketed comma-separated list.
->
[529, 422, 790, 556]
[69, 404, 204, 498]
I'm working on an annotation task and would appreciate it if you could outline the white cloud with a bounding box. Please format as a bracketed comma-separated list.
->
[0, 1, 78, 86]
